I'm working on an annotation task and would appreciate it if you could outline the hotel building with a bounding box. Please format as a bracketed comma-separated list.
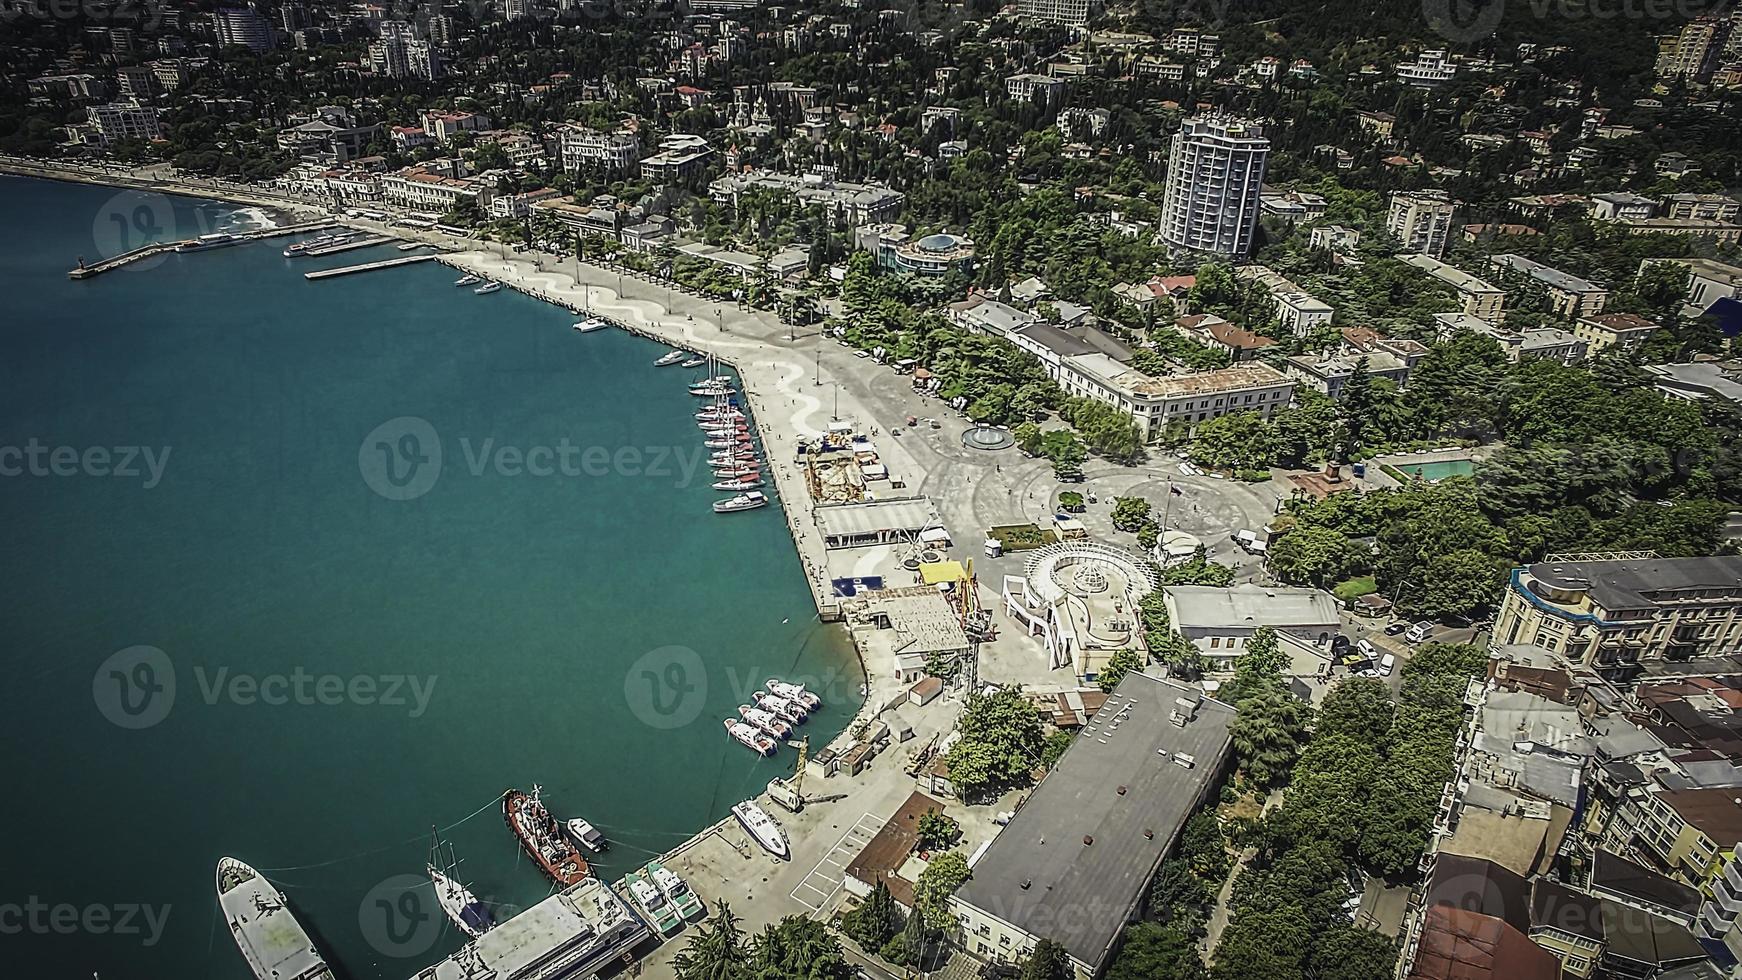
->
[1159, 117, 1269, 258]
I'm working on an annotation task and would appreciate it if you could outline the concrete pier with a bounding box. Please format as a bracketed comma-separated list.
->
[295, 234, 395, 256]
[303, 254, 436, 280]
[67, 219, 341, 279]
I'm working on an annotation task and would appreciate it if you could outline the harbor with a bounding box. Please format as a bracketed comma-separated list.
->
[303, 253, 437, 279]
[65, 218, 339, 278]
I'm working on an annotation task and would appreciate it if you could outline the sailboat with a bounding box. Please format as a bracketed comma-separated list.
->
[427, 829, 494, 938]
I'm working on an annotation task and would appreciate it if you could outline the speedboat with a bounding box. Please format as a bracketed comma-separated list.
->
[655, 351, 687, 367]
[649, 860, 706, 920]
[714, 477, 763, 492]
[754, 690, 806, 724]
[731, 800, 791, 861]
[455, 274, 481, 287]
[474, 281, 503, 295]
[628, 872, 683, 935]
[563, 818, 608, 853]
[573, 317, 609, 333]
[680, 357, 708, 369]
[768, 680, 823, 711]
[725, 719, 776, 755]
[739, 704, 791, 739]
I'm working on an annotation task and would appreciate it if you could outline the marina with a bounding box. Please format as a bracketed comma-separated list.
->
[302, 253, 437, 280]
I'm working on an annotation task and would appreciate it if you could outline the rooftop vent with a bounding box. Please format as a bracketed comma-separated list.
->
[1117, 785, 1128, 796]
[1174, 752, 1196, 770]
[1020, 879, 1032, 890]
[1144, 830, 1155, 840]
[1083, 835, 1095, 846]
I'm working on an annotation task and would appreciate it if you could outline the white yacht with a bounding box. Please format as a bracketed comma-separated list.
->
[454, 274, 481, 287]
[564, 818, 609, 853]
[738, 704, 790, 739]
[573, 317, 609, 333]
[731, 800, 791, 861]
[724, 719, 776, 755]
[474, 281, 503, 295]
[767, 680, 824, 712]
[428, 866, 493, 938]
[217, 857, 336, 980]
[713, 491, 767, 514]
[654, 351, 687, 367]
[681, 357, 708, 369]
[754, 690, 806, 724]
[714, 477, 763, 492]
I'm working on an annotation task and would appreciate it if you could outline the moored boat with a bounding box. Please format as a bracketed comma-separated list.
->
[680, 357, 708, 369]
[649, 860, 706, 921]
[713, 491, 768, 514]
[655, 351, 687, 367]
[628, 871, 684, 935]
[563, 818, 608, 853]
[739, 704, 791, 739]
[690, 386, 736, 398]
[689, 375, 734, 390]
[283, 234, 343, 257]
[731, 800, 791, 861]
[714, 478, 764, 491]
[768, 680, 824, 711]
[396, 241, 427, 251]
[724, 718, 776, 755]
[503, 786, 591, 885]
[217, 857, 336, 980]
[573, 317, 609, 333]
[427, 832, 494, 940]
[177, 232, 245, 253]
[754, 690, 806, 724]
[455, 274, 480, 286]
[474, 281, 503, 295]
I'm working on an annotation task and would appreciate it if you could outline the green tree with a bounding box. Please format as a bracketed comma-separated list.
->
[1015, 421, 1045, 456]
[944, 686, 1046, 799]
[1268, 525, 1370, 589]
[1019, 939, 1073, 980]
[916, 810, 960, 851]
[914, 852, 973, 930]
[843, 881, 903, 949]
[1107, 923, 1206, 980]
[747, 917, 853, 980]
[1099, 648, 1144, 692]
[1112, 496, 1153, 532]
[1189, 412, 1276, 472]
[675, 902, 749, 980]
[1308, 927, 1398, 980]
[1315, 677, 1396, 745]
[1041, 729, 1074, 768]
[1229, 688, 1313, 788]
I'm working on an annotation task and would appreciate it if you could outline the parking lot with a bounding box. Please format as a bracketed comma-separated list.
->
[790, 812, 882, 913]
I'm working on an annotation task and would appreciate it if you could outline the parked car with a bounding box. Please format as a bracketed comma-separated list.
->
[1356, 638, 1378, 659]
[1330, 635, 1351, 656]
[1405, 621, 1437, 644]
[1383, 621, 1410, 636]
[1379, 653, 1397, 675]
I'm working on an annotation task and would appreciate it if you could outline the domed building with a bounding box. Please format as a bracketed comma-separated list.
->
[892, 232, 976, 277]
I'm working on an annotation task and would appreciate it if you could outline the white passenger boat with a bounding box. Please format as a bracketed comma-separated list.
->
[724, 719, 776, 755]
[714, 477, 764, 491]
[217, 857, 336, 980]
[474, 281, 503, 295]
[731, 800, 791, 861]
[768, 680, 823, 711]
[754, 690, 806, 724]
[681, 357, 708, 369]
[177, 232, 245, 253]
[573, 317, 609, 333]
[455, 274, 481, 286]
[655, 351, 687, 367]
[739, 704, 791, 739]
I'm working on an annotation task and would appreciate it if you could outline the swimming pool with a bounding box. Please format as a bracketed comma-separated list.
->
[1384, 457, 1474, 482]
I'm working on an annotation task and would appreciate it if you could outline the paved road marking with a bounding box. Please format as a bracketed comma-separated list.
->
[790, 813, 882, 913]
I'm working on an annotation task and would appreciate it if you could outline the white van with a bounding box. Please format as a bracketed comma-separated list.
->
[1357, 638, 1378, 659]
[1379, 653, 1397, 675]
[1405, 621, 1436, 644]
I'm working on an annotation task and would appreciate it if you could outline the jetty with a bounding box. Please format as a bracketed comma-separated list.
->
[304, 254, 436, 280]
[68, 219, 342, 279]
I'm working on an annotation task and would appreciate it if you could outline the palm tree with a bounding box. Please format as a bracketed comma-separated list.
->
[674, 902, 748, 980]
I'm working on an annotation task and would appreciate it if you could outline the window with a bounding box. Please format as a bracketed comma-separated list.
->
[1210, 637, 1222, 649]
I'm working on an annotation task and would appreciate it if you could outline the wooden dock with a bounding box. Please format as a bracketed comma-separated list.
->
[68, 220, 340, 279]
[304, 254, 436, 280]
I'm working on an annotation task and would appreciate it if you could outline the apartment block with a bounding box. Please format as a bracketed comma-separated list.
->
[1159, 117, 1268, 258]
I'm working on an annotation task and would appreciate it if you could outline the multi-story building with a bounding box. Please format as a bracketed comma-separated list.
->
[1432, 313, 1587, 365]
[1015, 0, 1095, 26]
[1236, 265, 1332, 336]
[1639, 257, 1742, 316]
[559, 126, 640, 174]
[1492, 554, 1742, 681]
[890, 233, 975, 277]
[1004, 73, 1068, 106]
[87, 102, 162, 144]
[1656, 15, 1731, 81]
[1396, 49, 1455, 85]
[1057, 357, 1295, 441]
[950, 673, 1234, 980]
[1401, 254, 1506, 322]
[115, 66, 156, 100]
[1489, 254, 1609, 319]
[422, 110, 491, 141]
[213, 6, 275, 52]
[1284, 350, 1410, 400]
[1591, 192, 1659, 222]
[1664, 194, 1742, 223]
[1163, 584, 1340, 666]
[1159, 116, 1268, 258]
[369, 23, 442, 80]
[28, 73, 108, 100]
[709, 170, 904, 228]
[1387, 189, 1456, 257]
[380, 166, 487, 215]
[639, 134, 714, 184]
[1574, 312, 1661, 356]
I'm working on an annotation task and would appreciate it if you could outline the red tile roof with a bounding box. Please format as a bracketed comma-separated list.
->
[1408, 906, 1561, 980]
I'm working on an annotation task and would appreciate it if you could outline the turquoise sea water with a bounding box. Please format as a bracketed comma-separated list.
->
[0, 176, 859, 979]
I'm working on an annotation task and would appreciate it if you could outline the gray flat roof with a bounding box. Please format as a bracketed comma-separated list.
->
[953, 673, 1234, 973]
[1490, 253, 1603, 294]
[1165, 583, 1339, 629]
[1526, 555, 1742, 611]
[815, 496, 941, 538]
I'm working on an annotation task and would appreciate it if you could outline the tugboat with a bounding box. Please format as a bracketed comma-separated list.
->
[503, 786, 591, 885]
[754, 690, 806, 724]
[713, 491, 768, 514]
[724, 719, 776, 755]
[427, 831, 494, 938]
[739, 703, 791, 739]
[731, 800, 791, 860]
[217, 857, 336, 980]
[768, 680, 824, 712]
